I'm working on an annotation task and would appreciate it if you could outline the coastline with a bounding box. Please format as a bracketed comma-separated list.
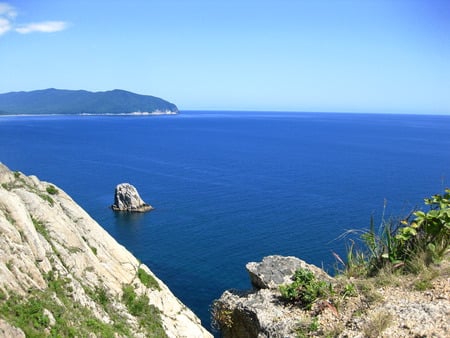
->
[0, 111, 179, 117]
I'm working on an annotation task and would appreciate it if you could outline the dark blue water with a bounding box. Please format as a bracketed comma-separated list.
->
[1, 111, 450, 332]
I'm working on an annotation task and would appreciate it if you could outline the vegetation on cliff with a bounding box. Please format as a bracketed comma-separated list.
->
[335, 189, 449, 277]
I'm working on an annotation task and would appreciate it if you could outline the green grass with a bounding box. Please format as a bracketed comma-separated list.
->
[0, 277, 131, 338]
[39, 193, 55, 206]
[295, 316, 320, 338]
[337, 189, 450, 279]
[122, 285, 167, 337]
[363, 312, 392, 338]
[0, 270, 168, 337]
[32, 217, 50, 242]
[137, 267, 160, 290]
[46, 185, 58, 195]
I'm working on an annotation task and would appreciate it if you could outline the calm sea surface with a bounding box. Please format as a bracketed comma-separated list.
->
[1, 111, 450, 332]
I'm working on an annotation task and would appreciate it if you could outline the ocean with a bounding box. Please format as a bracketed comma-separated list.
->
[1, 111, 450, 332]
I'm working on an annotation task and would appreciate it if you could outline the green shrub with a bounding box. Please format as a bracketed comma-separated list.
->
[46, 185, 58, 195]
[138, 267, 160, 290]
[279, 268, 333, 310]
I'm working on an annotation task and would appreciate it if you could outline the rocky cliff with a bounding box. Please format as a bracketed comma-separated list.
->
[213, 255, 449, 337]
[0, 163, 212, 337]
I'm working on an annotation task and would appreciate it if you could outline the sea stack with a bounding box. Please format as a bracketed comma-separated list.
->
[111, 183, 153, 212]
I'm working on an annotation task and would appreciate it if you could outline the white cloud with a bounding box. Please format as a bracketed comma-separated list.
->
[0, 2, 68, 36]
[0, 3, 16, 18]
[0, 2, 15, 35]
[0, 17, 11, 35]
[15, 21, 68, 34]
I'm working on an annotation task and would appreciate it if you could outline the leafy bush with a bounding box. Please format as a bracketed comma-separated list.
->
[401, 189, 450, 259]
[279, 268, 332, 310]
[46, 185, 58, 195]
[340, 189, 450, 277]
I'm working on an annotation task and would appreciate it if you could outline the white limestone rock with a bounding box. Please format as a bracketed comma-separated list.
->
[111, 183, 153, 212]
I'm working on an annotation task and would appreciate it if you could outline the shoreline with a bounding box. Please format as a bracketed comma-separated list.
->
[0, 111, 179, 117]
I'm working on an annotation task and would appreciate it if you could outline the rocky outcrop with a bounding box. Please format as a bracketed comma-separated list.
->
[213, 255, 450, 337]
[0, 163, 211, 337]
[111, 183, 153, 212]
[212, 256, 333, 337]
[246, 255, 333, 290]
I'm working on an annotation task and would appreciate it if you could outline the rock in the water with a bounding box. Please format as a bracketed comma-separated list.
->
[111, 183, 153, 212]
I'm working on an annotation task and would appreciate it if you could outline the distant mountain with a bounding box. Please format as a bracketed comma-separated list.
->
[0, 88, 179, 115]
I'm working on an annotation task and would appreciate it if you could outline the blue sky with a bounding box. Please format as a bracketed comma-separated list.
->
[1, 1, 449, 113]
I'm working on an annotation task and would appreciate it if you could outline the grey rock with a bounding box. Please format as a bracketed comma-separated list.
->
[246, 255, 333, 290]
[213, 289, 299, 338]
[111, 183, 153, 212]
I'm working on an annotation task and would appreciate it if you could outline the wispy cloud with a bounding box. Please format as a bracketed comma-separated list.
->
[0, 2, 16, 18]
[0, 2, 68, 36]
[0, 17, 11, 35]
[0, 2, 15, 35]
[15, 21, 68, 34]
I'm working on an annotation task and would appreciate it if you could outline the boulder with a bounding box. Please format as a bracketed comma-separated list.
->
[246, 255, 333, 290]
[111, 183, 153, 212]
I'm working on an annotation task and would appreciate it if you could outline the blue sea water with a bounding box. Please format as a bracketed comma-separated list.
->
[1, 111, 450, 332]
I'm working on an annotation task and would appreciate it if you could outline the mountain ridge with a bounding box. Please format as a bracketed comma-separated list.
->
[0, 88, 179, 115]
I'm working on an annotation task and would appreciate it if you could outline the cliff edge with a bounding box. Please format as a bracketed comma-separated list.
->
[213, 255, 449, 337]
[0, 163, 212, 337]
